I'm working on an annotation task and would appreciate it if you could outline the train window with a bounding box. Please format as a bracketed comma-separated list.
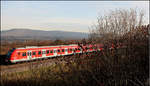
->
[65, 49, 68, 52]
[62, 49, 64, 52]
[18, 52, 20, 55]
[22, 52, 26, 56]
[42, 51, 46, 54]
[57, 49, 60, 53]
[50, 50, 53, 53]
[33, 52, 36, 55]
[69, 48, 72, 51]
[78, 48, 80, 51]
[27, 52, 32, 56]
[27, 52, 29, 56]
[46, 50, 49, 54]
[75, 48, 78, 51]
[38, 51, 41, 55]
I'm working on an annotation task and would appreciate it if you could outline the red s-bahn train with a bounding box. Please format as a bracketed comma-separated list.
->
[6, 44, 104, 63]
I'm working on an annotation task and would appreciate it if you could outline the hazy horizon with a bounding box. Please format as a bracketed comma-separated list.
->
[1, 28, 89, 33]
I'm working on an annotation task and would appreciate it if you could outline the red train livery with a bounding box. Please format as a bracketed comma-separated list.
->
[6, 44, 104, 63]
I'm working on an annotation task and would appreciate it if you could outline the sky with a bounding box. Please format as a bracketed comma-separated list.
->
[1, 1, 149, 33]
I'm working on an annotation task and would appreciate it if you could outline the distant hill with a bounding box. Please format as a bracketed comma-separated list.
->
[1, 28, 89, 41]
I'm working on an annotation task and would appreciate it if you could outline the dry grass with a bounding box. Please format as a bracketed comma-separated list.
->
[0, 44, 149, 86]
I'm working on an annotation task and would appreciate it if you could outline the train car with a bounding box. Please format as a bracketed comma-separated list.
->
[6, 44, 79, 63]
[6, 44, 104, 63]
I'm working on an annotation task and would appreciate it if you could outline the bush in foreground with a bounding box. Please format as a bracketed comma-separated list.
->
[1, 45, 149, 86]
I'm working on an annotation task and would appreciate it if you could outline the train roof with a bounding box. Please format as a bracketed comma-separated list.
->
[16, 44, 78, 49]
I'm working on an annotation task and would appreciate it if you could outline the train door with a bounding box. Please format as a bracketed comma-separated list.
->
[27, 51, 32, 60]
[53, 49, 57, 56]
[42, 50, 46, 58]
[65, 48, 68, 55]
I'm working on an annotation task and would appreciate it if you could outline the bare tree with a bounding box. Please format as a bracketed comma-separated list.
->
[90, 8, 145, 42]
[89, 8, 148, 66]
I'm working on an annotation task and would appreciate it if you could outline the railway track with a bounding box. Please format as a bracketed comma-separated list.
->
[0, 54, 85, 75]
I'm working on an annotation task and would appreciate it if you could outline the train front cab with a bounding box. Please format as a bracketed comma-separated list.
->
[7, 48, 32, 63]
[6, 48, 17, 63]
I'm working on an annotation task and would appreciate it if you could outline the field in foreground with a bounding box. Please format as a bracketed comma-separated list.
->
[1, 46, 149, 86]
